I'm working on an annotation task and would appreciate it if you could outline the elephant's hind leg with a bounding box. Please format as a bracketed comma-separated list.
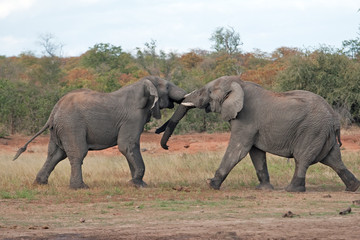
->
[249, 147, 274, 190]
[35, 140, 67, 185]
[285, 158, 309, 192]
[285, 138, 331, 192]
[68, 156, 89, 189]
[321, 145, 360, 192]
[61, 134, 89, 189]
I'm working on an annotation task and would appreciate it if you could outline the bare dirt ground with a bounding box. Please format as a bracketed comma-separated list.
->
[1, 128, 360, 240]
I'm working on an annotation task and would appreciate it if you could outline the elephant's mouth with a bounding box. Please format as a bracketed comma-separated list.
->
[168, 102, 175, 109]
[205, 104, 211, 113]
[159, 99, 175, 109]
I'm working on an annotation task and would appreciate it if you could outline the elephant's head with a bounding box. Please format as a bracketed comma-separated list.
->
[182, 76, 244, 121]
[142, 76, 187, 119]
[156, 76, 244, 149]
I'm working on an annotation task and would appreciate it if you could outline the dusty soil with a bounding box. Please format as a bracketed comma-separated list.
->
[3, 127, 360, 155]
[1, 128, 360, 240]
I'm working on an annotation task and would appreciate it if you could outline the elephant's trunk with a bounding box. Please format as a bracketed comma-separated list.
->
[169, 85, 187, 104]
[156, 104, 193, 150]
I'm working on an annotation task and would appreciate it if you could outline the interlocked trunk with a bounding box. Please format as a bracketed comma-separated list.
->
[156, 104, 193, 149]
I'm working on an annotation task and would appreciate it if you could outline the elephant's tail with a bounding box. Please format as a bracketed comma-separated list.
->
[13, 122, 50, 161]
[336, 128, 342, 147]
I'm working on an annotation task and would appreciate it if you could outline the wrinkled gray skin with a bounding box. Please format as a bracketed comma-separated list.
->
[14, 76, 186, 189]
[158, 76, 360, 192]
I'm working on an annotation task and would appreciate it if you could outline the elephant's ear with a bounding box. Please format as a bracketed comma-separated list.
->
[221, 82, 244, 121]
[144, 79, 161, 119]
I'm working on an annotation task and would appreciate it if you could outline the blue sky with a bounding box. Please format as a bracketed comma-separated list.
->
[0, 0, 359, 57]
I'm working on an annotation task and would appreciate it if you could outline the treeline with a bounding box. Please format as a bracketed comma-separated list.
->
[1, 28, 360, 137]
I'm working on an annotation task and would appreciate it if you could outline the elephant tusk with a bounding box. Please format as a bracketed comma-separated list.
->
[184, 90, 196, 98]
[181, 102, 195, 107]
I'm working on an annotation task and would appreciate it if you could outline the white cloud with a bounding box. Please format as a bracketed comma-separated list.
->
[0, 0, 36, 19]
[0, 35, 26, 49]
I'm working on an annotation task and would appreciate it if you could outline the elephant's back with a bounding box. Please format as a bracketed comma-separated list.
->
[50, 89, 116, 125]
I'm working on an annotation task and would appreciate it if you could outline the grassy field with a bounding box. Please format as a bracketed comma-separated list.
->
[1, 147, 359, 200]
[1, 138, 360, 239]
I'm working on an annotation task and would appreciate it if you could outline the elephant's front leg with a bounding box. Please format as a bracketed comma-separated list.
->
[118, 133, 147, 188]
[208, 136, 252, 190]
[249, 147, 274, 190]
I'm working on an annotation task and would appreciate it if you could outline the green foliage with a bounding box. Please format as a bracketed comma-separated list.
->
[136, 39, 178, 77]
[0, 78, 64, 134]
[342, 38, 360, 59]
[210, 26, 243, 55]
[82, 43, 124, 70]
[81, 43, 142, 92]
[170, 109, 230, 134]
[0, 188, 38, 200]
[1, 26, 360, 135]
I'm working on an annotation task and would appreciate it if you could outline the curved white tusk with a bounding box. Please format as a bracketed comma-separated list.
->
[181, 102, 195, 107]
[184, 90, 196, 98]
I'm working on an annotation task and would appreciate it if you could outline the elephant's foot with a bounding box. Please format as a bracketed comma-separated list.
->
[345, 179, 360, 192]
[338, 169, 360, 192]
[285, 177, 306, 192]
[285, 184, 305, 192]
[129, 179, 148, 188]
[70, 181, 89, 190]
[206, 178, 222, 190]
[34, 175, 48, 185]
[256, 182, 274, 190]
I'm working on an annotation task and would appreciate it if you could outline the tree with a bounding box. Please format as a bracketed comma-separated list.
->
[342, 10, 360, 60]
[82, 43, 124, 70]
[210, 26, 243, 55]
[81, 43, 140, 91]
[38, 33, 63, 57]
[342, 38, 360, 59]
[35, 33, 64, 85]
[136, 39, 161, 76]
[180, 52, 203, 69]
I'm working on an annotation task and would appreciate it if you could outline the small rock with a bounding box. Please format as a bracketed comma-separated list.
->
[141, 148, 147, 152]
[339, 207, 351, 215]
[323, 194, 332, 198]
[42, 226, 49, 229]
[352, 200, 360, 206]
[172, 186, 182, 191]
[184, 144, 190, 148]
[80, 218, 86, 223]
[283, 211, 298, 218]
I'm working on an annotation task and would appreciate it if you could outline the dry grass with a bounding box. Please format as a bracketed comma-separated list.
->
[1, 148, 359, 199]
[341, 125, 360, 136]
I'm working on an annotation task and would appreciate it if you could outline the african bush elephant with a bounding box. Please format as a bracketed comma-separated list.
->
[14, 76, 186, 189]
[157, 75, 360, 192]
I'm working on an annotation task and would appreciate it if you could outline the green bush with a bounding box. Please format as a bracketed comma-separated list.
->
[0, 78, 64, 134]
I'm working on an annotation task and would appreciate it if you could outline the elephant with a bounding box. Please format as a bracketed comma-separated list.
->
[13, 76, 187, 189]
[156, 75, 360, 192]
